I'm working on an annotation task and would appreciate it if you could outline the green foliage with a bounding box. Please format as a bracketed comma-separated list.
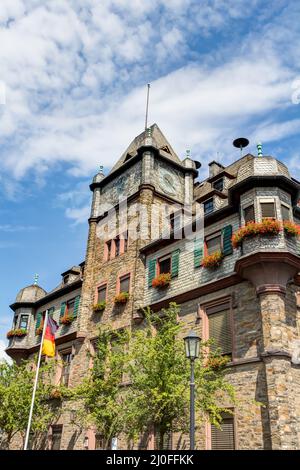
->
[0, 359, 61, 449]
[73, 328, 129, 448]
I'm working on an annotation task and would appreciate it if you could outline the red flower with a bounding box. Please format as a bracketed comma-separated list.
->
[202, 251, 223, 269]
[232, 219, 282, 248]
[152, 273, 171, 288]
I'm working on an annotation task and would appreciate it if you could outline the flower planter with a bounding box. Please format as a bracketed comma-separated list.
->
[6, 328, 27, 339]
[202, 251, 223, 269]
[152, 273, 171, 289]
[114, 292, 129, 305]
[93, 301, 106, 313]
[60, 315, 74, 325]
[50, 389, 62, 400]
[283, 221, 300, 238]
[35, 325, 44, 336]
[207, 356, 230, 371]
[232, 220, 282, 249]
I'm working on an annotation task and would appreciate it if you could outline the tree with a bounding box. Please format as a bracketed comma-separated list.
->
[74, 328, 129, 449]
[124, 303, 236, 449]
[0, 359, 61, 449]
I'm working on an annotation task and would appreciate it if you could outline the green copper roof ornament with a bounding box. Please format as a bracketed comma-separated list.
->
[99, 165, 104, 174]
[146, 127, 152, 138]
[34, 274, 39, 285]
[186, 149, 191, 158]
[257, 142, 263, 157]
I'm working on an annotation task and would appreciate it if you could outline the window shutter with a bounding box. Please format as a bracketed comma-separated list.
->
[59, 302, 66, 320]
[35, 312, 42, 332]
[148, 259, 157, 288]
[194, 238, 203, 268]
[208, 309, 232, 355]
[171, 249, 180, 278]
[211, 415, 235, 450]
[73, 296, 80, 318]
[222, 225, 233, 256]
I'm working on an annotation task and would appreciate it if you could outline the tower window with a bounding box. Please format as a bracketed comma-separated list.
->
[19, 314, 29, 330]
[203, 198, 214, 215]
[243, 204, 255, 224]
[97, 284, 107, 303]
[261, 202, 275, 219]
[205, 232, 222, 255]
[213, 178, 224, 192]
[281, 204, 290, 221]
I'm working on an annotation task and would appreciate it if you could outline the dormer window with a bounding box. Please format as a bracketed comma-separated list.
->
[213, 178, 224, 192]
[63, 275, 69, 285]
[204, 198, 214, 215]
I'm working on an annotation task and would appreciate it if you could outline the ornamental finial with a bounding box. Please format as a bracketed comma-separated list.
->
[34, 274, 39, 285]
[257, 142, 263, 157]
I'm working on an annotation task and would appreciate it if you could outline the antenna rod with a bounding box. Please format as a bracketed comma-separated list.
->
[144, 83, 150, 131]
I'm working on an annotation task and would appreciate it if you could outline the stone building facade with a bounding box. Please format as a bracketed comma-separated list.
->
[5, 123, 300, 450]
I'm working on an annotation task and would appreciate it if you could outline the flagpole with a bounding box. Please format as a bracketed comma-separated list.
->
[24, 309, 49, 450]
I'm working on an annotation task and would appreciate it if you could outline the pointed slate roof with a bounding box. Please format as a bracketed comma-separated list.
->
[109, 123, 182, 175]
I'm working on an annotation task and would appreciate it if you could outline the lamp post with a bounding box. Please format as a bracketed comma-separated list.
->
[184, 330, 201, 450]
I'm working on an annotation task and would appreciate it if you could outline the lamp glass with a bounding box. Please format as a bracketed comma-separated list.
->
[184, 330, 200, 359]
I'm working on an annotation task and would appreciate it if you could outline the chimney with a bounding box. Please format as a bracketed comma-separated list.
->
[208, 161, 224, 178]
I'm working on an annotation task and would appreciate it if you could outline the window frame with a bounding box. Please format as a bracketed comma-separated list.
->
[259, 198, 276, 220]
[281, 203, 291, 222]
[60, 349, 72, 387]
[19, 314, 29, 330]
[206, 409, 237, 450]
[157, 253, 172, 276]
[117, 272, 131, 295]
[50, 425, 63, 451]
[213, 178, 224, 192]
[65, 298, 75, 318]
[95, 282, 107, 304]
[199, 296, 235, 360]
[205, 230, 222, 256]
[203, 197, 214, 215]
[243, 203, 255, 225]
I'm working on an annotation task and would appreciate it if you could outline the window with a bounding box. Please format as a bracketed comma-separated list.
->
[154, 425, 172, 450]
[119, 274, 130, 293]
[204, 198, 214, 215]
[63, 275, 69, 285]
[51, 425, 63, 450]
[243, 204, 255, 224]
[60, 351, 72, 387]
[281, 204, 290, 221]
[106, 240, 112, 260]
[19, 314, 29, 330]
[206, 233, 222, 255]
[206, 302, 232, 357]
[115, 236, 120, 257]
[211, 413, 235, 450]
[158, 255, 171, 274]
[95, 434, 105, 450]
[97, 284, 107, 303]
[213, 178, 224, 192]
[261, 202, 275, 219]
[13, 315, 18, 328]
[66, 299, 75, 317]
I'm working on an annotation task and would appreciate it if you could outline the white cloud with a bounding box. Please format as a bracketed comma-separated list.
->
[0, 0, 299, 209]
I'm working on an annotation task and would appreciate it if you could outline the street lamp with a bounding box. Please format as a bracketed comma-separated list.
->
[184, 330, 201, 450]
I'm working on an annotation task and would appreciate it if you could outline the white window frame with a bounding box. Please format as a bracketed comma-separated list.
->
[258, 197, 277, 221]
[280, 202, 291, 221]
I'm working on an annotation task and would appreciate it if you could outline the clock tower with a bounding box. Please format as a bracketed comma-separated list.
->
[78, 124, 199, 336]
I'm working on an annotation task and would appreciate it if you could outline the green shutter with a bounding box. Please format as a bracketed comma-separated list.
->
[60, 302, 66, 320]
[222, 225, 233, 256]
[35, 312, 42, 331]
[73, 295, 80, 318]
[171, 249, 180, 278]
[148, 259, 157, 288]
[194, 238, 203, 268]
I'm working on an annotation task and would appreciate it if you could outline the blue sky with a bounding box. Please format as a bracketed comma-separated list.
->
[1, 0, 300, 360]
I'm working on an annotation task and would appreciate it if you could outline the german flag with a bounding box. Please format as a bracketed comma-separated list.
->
[42, 315, 59, 357]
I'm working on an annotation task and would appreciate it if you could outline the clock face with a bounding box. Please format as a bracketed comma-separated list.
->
[159, 169, 178, 196]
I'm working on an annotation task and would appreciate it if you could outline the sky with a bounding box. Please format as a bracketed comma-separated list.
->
[1, 0, 300, 361]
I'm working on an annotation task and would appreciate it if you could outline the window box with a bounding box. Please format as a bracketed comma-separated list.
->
[232, 219, 282, 248]
[93, 301, 106, 313]
[152, 273, 171, 288]
[6, 328, 27, 339]
[60, 315, 74, 325]
[114, 292, 129, 305]
[283, 220, 300, 238]
[50, 388, 62, 400]
[202, 251, 224, 269]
